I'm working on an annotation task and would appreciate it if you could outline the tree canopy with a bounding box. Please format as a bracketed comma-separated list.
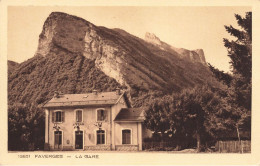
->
[209, 12, 252, 131]
[144, 85, 232, 151]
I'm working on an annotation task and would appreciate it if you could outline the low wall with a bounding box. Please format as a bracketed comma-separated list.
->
[48, 146, 63, 151]
[63, 146, 74, 151]
[85, 145, 111, 151]
[45, 144, 140, 151]
[115, 145, 139, 151]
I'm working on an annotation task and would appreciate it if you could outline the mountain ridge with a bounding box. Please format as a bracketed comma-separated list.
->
[9, 12, 220, 107]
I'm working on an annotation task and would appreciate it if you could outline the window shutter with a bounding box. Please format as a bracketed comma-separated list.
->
[76, 110, 82, 122]
[52, 111, 55, 122]
[97, 110, 101, 121]
[79, 111, 82, 122]
[104, 110, 107, 121]
[61, 111, 65, 122]
[76, 111, 79, 122]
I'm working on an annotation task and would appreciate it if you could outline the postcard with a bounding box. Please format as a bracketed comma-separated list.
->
[0, 0, 260, 165]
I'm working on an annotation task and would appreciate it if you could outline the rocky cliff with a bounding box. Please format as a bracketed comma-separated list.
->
[144, 32, 206, 64]
[9, 12, 219, 107]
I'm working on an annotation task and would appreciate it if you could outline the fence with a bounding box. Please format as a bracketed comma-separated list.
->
[143, 141, 177, 151]
[215, 140, 251, 153]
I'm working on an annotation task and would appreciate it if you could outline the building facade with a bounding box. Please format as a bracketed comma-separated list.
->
[43, 89, 151, 151]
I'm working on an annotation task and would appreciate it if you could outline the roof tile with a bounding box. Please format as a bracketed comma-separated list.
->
[43, 91, 123, 108]
[114, 108, 145, 122]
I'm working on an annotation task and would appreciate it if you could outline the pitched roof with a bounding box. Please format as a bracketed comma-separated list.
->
[43, 91, 124, 108]
[114, 108, 145, 122]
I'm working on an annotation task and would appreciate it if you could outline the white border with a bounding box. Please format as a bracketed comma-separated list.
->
[0, 2, 260, 165]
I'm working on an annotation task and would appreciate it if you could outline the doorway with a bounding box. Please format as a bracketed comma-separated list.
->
[75, 131, 83, 149]
[54, 131, 62, 150]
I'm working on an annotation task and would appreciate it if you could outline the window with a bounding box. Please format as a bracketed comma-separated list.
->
[96, 130, 105, 144]
[55, 112, 62, 122]
[122, 129, 131, 144]
[54, 131, 62, 149]
[97, 109, 106, 121]
[75, 110, 83, 122]
[52, 111, 64, 123]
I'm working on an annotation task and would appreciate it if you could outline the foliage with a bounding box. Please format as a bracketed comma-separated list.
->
[8, 103, 45, 150]
[171, 86, 229, 151]
[144, 85, 237, 151]
[8, 54, 122, 106]
[144, 95, 173, 133]
[208, 64, 232, 86]
[208, 12, 252, 134]
[224, 12, 252, 80]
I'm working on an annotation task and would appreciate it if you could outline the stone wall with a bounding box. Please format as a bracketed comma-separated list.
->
[63, 146, 74, 151]
[115, 145, 139, 151]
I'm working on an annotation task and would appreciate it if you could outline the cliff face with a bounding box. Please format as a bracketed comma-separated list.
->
[36, 12, 129, 86]
[9, 12, 219, 107]
[144, 32, 207, 64]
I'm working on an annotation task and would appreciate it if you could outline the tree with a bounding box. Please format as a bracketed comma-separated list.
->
[208, 64, 232, 86]
[144, 96, 173, 134]
[144, 85, 230, 151]
[8, 103, 45, 150]
[171, 86, 219, 151]
[208, 12, 252, 139]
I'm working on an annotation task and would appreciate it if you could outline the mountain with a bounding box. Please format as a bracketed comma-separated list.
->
[8, 12, 219, 107]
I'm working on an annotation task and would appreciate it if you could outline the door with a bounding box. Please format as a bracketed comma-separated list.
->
[75, 131, 83, 149]
[54, 131, 62, 150]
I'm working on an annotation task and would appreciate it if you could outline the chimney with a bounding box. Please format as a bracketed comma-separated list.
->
[59, 92, 64, 97]
[92, 90, 98, 95]
[116, 88, 121, 95]
[54, 91, 59, 98]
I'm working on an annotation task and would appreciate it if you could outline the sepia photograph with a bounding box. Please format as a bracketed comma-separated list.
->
[1, 1, 260, 165]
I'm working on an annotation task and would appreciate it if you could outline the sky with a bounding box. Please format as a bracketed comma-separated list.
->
[8, 6, 251, 72]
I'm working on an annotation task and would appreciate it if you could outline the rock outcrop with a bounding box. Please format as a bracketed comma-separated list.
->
[145, 32, 162, 45]
[144, 32, 206, 64]
[174, 48, 206, 64]
[36, 12, 128, 86]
